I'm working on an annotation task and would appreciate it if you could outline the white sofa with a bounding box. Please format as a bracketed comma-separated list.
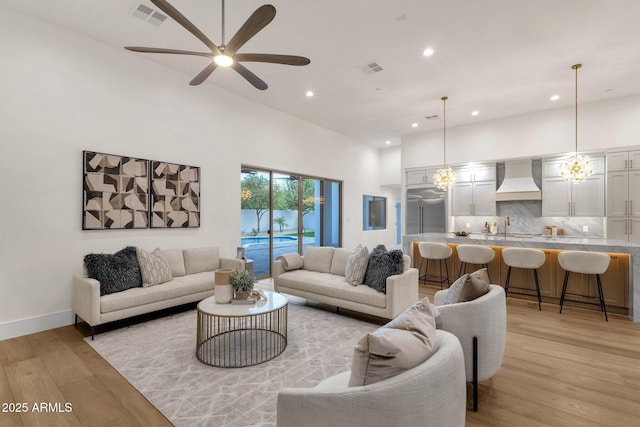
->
[73, 247, 244, 338]
[273, 247, 419, 319]
[276, 329, 467, 427]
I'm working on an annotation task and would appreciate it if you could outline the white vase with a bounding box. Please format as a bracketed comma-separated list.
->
[214, 269, 234, 304]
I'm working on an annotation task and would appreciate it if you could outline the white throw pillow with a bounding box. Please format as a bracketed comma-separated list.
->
[137, 247, 173, 287]
[345, 245, 369, 286]
[276, 253, 303, 271]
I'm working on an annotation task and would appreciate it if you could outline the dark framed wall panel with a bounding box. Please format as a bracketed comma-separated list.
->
[83, 151, 149, 229]
[150, 161, 201, 228]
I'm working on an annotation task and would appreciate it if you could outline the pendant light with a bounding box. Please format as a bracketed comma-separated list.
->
[559, 64, 593, 182]
[433, 96, 456, 190]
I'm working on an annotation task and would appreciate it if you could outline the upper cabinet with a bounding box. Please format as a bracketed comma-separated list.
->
[451, 163, 496, 216]
[542, 156, 605, 217]
[406, 167, 438, 186]
[606, 150, 640, 172]
[542, 156, 605, 177]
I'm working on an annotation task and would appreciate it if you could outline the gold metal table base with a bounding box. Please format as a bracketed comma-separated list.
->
[196, 300, 287, 368]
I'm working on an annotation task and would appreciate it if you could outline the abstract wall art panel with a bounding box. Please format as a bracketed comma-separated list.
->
[83, 151, 149, 230]
[150, 161, 200, 228]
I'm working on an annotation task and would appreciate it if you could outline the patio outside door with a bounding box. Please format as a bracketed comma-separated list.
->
[241, 167, 341, 278]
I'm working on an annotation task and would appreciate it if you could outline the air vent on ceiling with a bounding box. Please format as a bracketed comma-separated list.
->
[148, 11, 168, 26]
[425, 114, 439, 120]
[132, 4, 167, 26]
[396, 14, 408, 23]
[358, 61, 384, 75]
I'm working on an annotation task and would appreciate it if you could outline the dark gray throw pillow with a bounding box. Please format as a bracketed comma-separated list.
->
[363, 245, 404, 293]
[84, 246, 143, 296]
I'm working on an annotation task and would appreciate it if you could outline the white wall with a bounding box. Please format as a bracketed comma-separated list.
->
[0, 7, 395, 339]
[402, 94, 640, 170]
[379, 145, 402, 186]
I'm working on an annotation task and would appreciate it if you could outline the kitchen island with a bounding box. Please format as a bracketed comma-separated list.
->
[404, 233, 640, 322]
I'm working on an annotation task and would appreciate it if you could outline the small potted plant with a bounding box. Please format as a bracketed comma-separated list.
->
[230, 269, 255, 300]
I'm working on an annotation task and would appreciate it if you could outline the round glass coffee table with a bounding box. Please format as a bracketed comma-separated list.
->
[196, 291, 288, 367]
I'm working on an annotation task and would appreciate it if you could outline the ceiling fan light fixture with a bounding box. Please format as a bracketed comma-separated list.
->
[125, 0, 309, 89]
[213, 54, 233, 67]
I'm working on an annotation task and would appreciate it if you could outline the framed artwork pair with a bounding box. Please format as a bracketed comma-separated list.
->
[82, 150, 200, 230]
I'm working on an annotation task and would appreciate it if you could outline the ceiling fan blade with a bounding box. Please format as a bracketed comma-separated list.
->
[125, 46, 212, 58]
[224, 5, 276, 56]
[190, 62, 218, 86]
[151, 0, 221, 55]
[231, 63, 268, 90]
[234, 53, 310, 66]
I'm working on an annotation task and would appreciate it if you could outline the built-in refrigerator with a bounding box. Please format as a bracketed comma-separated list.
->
[406, 187, 446, 234]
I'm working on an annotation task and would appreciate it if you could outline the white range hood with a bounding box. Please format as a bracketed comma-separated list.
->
[496, 160, 542, 201]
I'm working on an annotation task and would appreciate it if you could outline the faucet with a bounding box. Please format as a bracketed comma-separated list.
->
[504, 216, 510, 237]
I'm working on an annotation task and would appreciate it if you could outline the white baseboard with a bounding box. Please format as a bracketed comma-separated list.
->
[0, 310, 75, 341]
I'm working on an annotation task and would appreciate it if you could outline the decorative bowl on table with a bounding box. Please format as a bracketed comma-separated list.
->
[454, 231, 471, 236]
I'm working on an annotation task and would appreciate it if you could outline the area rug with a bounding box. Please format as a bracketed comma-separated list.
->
[86, 303, 377, 427]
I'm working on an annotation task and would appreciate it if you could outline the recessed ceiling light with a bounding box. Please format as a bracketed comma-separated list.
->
[305, 90, 314, 97]
[411, 122, 418, 128]
[550, 94, 560, 101]
[471, 111, 479, 116]
[385, 140, 391, 145]
[423, 47, 434, 57]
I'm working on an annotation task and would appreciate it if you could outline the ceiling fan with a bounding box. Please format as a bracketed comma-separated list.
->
[125, 0, 310, 90]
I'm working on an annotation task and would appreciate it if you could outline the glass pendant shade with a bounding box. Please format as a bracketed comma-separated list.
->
[560, 154, 593, 182]
[560, 63, 592, 183]
[433, 96, 456, 190]
[434, 167, 456, 190]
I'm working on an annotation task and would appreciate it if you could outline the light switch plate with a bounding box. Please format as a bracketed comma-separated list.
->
[582, 226, 589, 232]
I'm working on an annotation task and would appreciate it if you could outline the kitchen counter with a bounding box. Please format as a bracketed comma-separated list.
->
[404, 232, 640, 321]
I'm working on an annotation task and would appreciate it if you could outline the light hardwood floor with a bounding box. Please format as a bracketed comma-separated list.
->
[1, 281, 640, 426]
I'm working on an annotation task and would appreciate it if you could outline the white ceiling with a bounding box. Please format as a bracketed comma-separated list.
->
[7, 0, 640, 148]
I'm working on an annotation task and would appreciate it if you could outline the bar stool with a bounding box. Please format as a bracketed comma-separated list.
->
[558, 251, 610, 321]
[418, 242, 452, 289]
[457, 245, 495, 277]
[502, 248, 545, 310]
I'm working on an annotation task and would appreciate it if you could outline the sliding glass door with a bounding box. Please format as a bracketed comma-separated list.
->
[241, 167, 341, 278]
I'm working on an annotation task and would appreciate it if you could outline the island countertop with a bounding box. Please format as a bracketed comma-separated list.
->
[403, 232, 639, 322]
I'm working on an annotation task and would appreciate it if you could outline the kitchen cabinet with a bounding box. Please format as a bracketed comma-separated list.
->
[541, 156, 605, 217]
[406, 168, 438, 186]
[542, 156, 605, 178]
[606, 150, 640, 172]
[606, 161, 640, 242]
[451, 164, 496, 216]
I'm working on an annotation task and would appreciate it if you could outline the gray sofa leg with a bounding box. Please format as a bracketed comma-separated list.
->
[75, 314, 78, 326]
[473, 336, 478, 412]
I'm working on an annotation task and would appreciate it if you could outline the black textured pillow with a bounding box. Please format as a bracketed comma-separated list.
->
[363, 245, 404, 293]
[84, 246, 143, 296]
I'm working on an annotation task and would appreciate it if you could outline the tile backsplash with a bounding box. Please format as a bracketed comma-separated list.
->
[453, 215, 604, 237]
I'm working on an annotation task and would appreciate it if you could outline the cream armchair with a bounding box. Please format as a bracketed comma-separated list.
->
[276, 330, 466, 427]
[434, 284, 506, 411]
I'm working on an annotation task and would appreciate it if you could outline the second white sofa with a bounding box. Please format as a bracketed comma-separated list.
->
[274, 246, 419, 319]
